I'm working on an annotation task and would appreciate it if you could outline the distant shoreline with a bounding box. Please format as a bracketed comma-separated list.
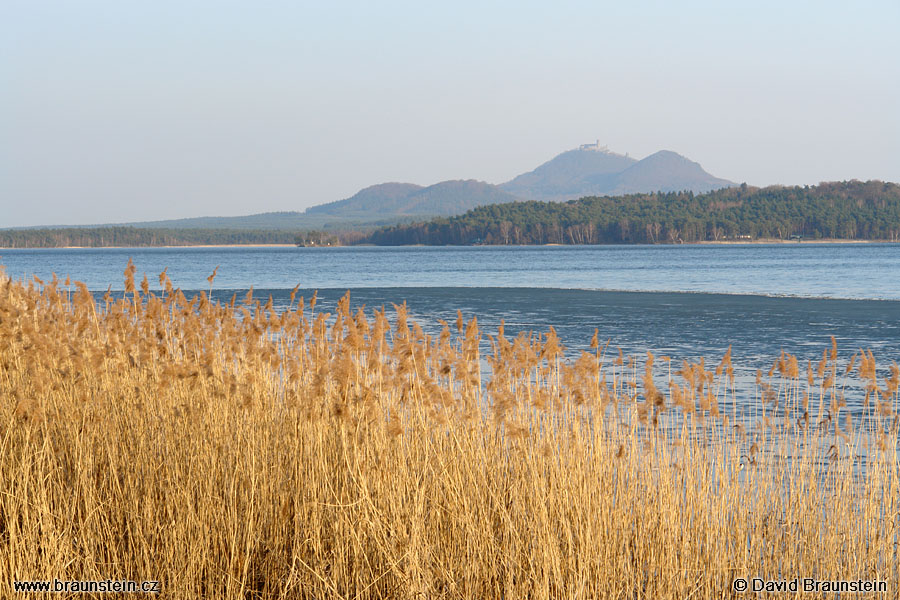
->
[1, 239, 895, 250]
[1, 244, 300, 250]
[693, 238, 882, 245]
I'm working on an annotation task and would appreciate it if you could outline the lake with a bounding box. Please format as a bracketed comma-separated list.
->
[3, 243, 899, 299]
[3, 243, 900, 413]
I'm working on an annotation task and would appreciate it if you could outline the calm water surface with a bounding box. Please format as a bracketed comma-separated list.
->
[2, 244, 899, 298]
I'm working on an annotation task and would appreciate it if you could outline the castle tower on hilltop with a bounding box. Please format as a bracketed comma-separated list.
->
[579, 139, 609, 152]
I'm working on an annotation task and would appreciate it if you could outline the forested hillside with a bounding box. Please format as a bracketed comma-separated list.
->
[362, 181, 900, 245]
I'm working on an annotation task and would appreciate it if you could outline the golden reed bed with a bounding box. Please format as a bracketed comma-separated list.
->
[1, 263, 898, 599]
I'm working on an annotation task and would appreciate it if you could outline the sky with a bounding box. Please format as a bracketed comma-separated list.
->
[2, 0, 899, 227]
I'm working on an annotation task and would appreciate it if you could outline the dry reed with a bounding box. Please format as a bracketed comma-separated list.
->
[0, 265, 898, 598]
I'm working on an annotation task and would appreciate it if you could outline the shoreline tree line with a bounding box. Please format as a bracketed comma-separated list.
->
[360, 181, 900, 245]
[2, 181, 898, 248]
[0, 227, 301, 248]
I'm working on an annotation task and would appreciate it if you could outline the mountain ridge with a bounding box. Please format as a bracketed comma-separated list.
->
[306, 180, 521, 218]
[499, 146, 733, 201]
[4, 145, 737, 230]
[300, 144, 735, 220]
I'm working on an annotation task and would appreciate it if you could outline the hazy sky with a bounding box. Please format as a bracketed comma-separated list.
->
[3, 0, 899, 227]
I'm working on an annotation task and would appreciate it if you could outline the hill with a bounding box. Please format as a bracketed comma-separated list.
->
[609, 150, 734, 195]
[500, 144, 733, 201]
[306, 180, 522, 218]
[305, 183, 425, 217]
[500, 145, 637, 200]
[299, 144, 733, 220]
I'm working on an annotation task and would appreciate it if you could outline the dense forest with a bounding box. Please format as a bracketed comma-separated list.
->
[0, 227, 301, 248]
[4, 181, 899, 249]
[362, 181, 900, 245]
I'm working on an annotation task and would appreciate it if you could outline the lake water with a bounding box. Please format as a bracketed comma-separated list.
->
[3, 244, 899, 299]
[3, 244, 900, 414]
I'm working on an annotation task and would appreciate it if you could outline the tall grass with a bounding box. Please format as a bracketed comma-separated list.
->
[1, 266, 898, 598]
